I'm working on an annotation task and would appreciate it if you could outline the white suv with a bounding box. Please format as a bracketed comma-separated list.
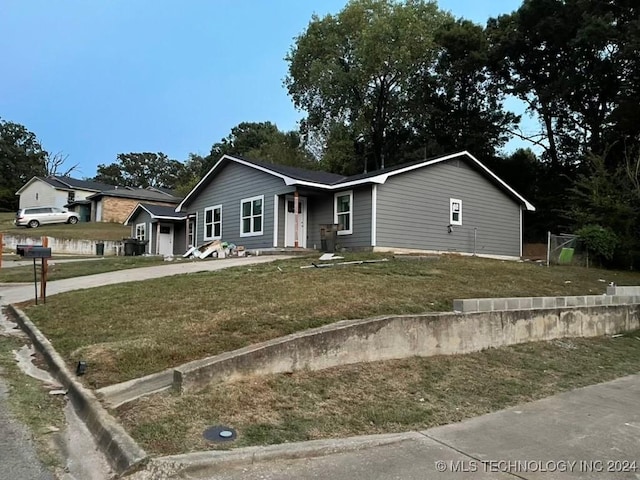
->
[15, 207, 79, 228]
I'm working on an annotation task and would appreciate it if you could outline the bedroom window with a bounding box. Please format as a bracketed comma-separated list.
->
[450, 198, 462, 226]
[335, 190, 353, 235]
[204, 205, 222, 240]
[240, 195, 263, 237]
[135, 223, 146, 241]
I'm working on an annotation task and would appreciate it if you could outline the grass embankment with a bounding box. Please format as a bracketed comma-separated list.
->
[118, 332, 640, 455]
[22, 254, 640, 388]
[0, 256, 166, 283]
[0, 212, 129, 241]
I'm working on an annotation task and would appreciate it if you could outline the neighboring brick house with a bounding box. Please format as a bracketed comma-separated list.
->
[87, 187, 182, 223]
[15, 176, 116, 221]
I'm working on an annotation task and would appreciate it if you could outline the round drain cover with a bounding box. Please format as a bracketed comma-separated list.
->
[203, 425, 237, 442]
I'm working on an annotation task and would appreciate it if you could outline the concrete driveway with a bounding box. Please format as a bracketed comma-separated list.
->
[0, 255, 290, 304]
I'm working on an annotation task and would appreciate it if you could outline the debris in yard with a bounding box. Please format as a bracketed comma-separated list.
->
[76, 361, 87, 376]
[300, 258, 390, 269]
[598, 279, 606, 282]
[611, 334, 624, 338]
[319, 253, 344, 261]
[184, 240, 241, 259]
[564, 280, 571, 284]
[48, 389, 68, 396]
[43, 425, 60, 434]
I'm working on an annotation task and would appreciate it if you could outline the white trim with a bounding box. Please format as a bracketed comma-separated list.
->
[135, 222, 146, 241]
[371, 185, 377, 247]
[203, 205, 222, 241]
[149, 222, 153, 253]
[240, 195, 264, 237]
[334, 190, 353, 235]
[450, 198, 462, 226]
[519, 206, 523, 258]
[195, 211, 199, 247]
[372, 246, 520, 262]
[273, 194, 279, 247]
[177, 151, 535, 212]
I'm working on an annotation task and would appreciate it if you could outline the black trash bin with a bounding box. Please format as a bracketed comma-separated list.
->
[319, 224, 338, 252]
[95, 242, 105, 256]
[136, 240, 148, 255]
[123, 238, 137, 256]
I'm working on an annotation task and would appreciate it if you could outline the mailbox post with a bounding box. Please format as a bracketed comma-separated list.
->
[16, 245, 52, 304]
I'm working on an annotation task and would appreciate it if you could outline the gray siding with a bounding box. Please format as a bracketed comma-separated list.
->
[128, 210, 153, 254]
[186, 163, 293, 249]
[307, 186, 372, 250]
[173, 222, 186, 255]
[376, 160, 521, 257]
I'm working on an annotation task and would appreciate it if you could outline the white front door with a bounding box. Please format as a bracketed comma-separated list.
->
[158, 224, 173, 256]
[285, 196, 307, 248]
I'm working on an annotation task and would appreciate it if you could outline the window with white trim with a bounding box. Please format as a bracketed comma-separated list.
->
[203, 205, 222, 240]
[334, 190, 353, 235]
[240, 195, 263, 237]
[135, 223, 146, 241]
[450, 198, 462, 226]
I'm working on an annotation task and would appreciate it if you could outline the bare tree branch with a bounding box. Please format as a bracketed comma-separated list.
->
[46, 152, 79, 177]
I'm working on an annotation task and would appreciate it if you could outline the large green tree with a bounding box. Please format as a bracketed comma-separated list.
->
[0, 119, 47, 210]
[209, 121, 314, 168]
[408, 19, 518, 162]
[95, 152, 184, 189]
[286, 0, 451, 173]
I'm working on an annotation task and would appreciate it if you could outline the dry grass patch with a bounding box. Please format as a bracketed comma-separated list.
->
[0, 212, 130, 241]
[23, 254, 640, 388]
[117, 332, 640, 455]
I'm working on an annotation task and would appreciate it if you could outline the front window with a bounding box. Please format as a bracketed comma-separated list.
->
[135, 223, 146, 241]
[450, 198, 462, 226]
[67, 191, 75, 203]
[334, 191, 353, 235]
[204, 205, 222, 240]
[240, 195, 263, 237]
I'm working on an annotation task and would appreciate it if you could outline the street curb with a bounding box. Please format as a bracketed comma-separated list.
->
[7, 305, 149, 476]
[147, 432, 423, 476]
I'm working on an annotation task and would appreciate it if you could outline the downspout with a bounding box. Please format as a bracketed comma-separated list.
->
[294, 190, 299, 248]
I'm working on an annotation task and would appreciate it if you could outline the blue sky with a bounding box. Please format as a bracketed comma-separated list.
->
[1, 1, 524, 177]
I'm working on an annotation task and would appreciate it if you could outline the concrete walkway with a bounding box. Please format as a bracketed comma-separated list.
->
[0, 255, 290, 304]
[185, 374, 640, 480]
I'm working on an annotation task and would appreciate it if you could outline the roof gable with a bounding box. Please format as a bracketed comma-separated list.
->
[124, 203, 187, 225]
[89, 187, 182, 203]
[177, 151, 535, 212]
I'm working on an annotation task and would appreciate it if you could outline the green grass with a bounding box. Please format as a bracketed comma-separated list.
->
[22, 254, 640, 388]
[0, 212, 130, 241]
[0, 256, 167, 283]
[0, 319, 67, 468]
[116, 331, 640, 455]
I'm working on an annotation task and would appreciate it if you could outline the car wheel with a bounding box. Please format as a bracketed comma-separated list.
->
[28, 220, 40, 228]
[68, 216, 79, 224]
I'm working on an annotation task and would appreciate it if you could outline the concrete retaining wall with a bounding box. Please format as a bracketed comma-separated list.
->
[607, 285, 640, 296]
[174, 304, 640, 393]
[8, 305, 148, 475]
[2, 233, 120, 256]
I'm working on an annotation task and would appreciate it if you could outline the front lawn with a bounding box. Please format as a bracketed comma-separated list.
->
[22, 254, 640, 388]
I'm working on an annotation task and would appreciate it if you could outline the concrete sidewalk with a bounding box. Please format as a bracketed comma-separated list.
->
[186, 374, 640, 480]
[0, 255, 290, 304]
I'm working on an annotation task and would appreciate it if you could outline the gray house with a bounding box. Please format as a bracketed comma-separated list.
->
[169, 151, 534, 259]
[124, 204, 188, 256]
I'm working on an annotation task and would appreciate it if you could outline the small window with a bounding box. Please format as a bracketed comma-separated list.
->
[135, 223, 146, 241]
[450, 198, 462, 226]
[334, 191, 353, 235]
[240, 196, 263, 237]
[204, 205, 222, 240]
[159, 225, 171, 234]
[67, 191, 75, 203]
